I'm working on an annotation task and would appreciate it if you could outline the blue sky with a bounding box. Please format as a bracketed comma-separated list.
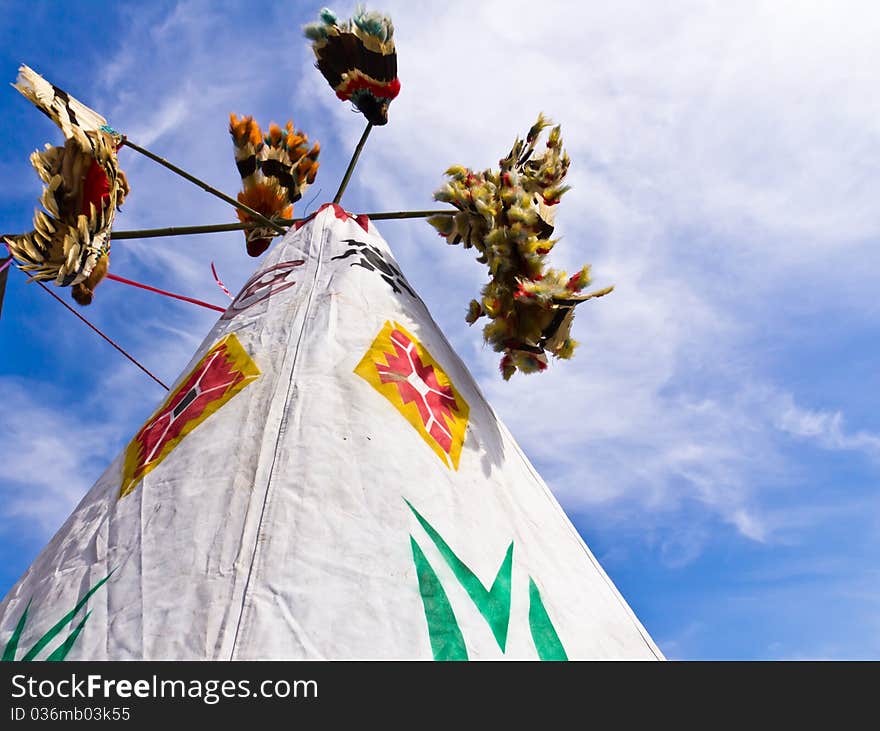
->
[2, 0, 880, 659]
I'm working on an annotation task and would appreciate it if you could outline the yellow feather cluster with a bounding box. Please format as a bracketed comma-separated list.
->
[427, 115, 612, 380]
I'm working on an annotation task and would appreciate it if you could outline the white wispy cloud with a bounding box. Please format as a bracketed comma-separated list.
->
[0, 380, 120, 533]
[774, 394, 880, 455]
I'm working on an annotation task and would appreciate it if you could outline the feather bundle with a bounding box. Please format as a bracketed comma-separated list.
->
[303, 5, 399, 125]
[428, 115, 612, 380]
[229, 114, 320, 257]
[3, 66, 128, 304]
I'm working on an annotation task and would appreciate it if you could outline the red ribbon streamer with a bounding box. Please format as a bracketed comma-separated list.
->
[210, 262, 233, 300]
[37, 281, 169, 390]
[106, 272, 226, 313]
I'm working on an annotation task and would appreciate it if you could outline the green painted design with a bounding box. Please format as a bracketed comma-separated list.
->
[410, 537, 468, 661]
[2, 571, 113, 662]
[528, 578, 568, 661]
[1, 599, 31, 661]
[406, 500, 513, 651]
[21, 572, 113, 661]
[46, 611, 92, 662]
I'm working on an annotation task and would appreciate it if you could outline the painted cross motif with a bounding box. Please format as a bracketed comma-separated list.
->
[119, 333, 260, 498]
[355, 321, 468, 469]
[331, 239, 415, 297]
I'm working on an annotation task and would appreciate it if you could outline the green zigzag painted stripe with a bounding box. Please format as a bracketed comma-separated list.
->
[21, 572, 113, 661]
[46, 611, 92, 662]
[2, 571, 113, 662]
[410, 537, 468, 661]
[406, 500, 513, 652]
[1, 599, 32, 661]
[528, 578, 568, 661]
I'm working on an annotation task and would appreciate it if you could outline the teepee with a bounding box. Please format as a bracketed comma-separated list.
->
[0, 203, 661, 660]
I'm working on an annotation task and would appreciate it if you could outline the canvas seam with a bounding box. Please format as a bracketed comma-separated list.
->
[228, 211, 329, 659]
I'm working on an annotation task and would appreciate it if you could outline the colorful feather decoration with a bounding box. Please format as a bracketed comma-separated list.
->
[427, 115, 613, 380]
[303, 6, 399, 126]
[3, 66, 129, 305]
[229, 114, 320, 257]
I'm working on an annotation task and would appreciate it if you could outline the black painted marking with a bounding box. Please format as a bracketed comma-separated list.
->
[331, 238, 414, 297]
[172, 388, 199, 418]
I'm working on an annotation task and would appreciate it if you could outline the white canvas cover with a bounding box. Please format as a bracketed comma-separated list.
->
[0, 204, 662, 660]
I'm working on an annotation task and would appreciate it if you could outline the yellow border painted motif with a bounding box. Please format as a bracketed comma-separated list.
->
[119, 333, 260, 498]
[355, 321, 469, 470]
